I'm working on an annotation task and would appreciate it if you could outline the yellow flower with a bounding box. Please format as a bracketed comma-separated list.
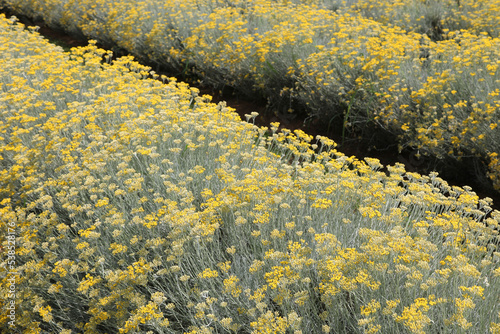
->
[38, 305, 53, 323]
[223, 275, 242, 297]
[77, 273, 101, 294]
[198, 268, 219, 279]
[217, 261, 231, 273]
[250, 310, 287, 334]
[109, 243, 128, 255]
[360, 299, 381, 316]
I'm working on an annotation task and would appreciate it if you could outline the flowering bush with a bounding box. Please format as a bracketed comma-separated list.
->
[1, 0, 500, 190]
[283, 0, 500, 39]
[1, 15, 500, 333]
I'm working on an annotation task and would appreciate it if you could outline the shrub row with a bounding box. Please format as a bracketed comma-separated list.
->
[1, 0, 499, 191]
[1, 14, 500, 333]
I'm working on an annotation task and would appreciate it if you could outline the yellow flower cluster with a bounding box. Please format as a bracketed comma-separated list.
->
[1, 14, 499, 333]
[315, 0, 500, 38]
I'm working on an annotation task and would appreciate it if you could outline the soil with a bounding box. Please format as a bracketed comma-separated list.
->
[3, 9, 500, 211]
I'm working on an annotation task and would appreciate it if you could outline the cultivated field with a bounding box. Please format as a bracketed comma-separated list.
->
[0, 1, 500, 333]
[1, 0, 499, 191]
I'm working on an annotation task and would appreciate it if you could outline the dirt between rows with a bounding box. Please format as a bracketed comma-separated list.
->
[3, 8, 500, 211]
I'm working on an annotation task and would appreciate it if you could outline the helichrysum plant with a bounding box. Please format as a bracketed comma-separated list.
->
[1, 13, 500, 334]
[2, 0, 500, 191]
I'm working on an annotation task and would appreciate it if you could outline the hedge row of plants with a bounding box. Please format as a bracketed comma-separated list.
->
[1, 14, 500, 333]
[1, 0, 499, 192]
